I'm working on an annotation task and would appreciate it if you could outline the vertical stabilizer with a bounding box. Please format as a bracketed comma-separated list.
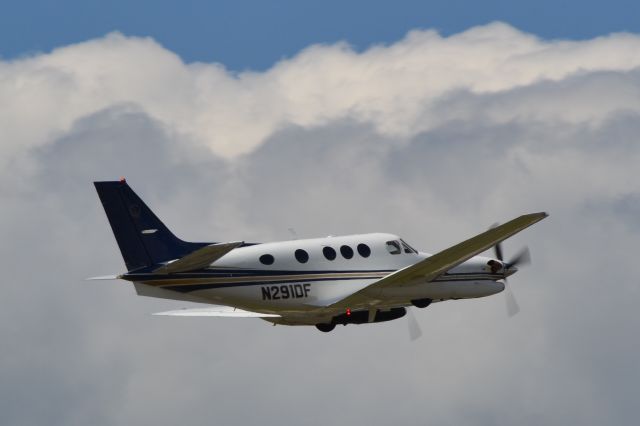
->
[94, 180, 209, 271]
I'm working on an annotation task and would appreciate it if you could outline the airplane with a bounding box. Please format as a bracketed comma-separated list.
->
[90, 179, 547, 334]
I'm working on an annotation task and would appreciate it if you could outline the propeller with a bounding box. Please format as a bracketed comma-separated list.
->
[504, 246, 531, 270]
[407, 308, 423, 341]
[407, 226, 533, 338]
[490, 223, 532, 317]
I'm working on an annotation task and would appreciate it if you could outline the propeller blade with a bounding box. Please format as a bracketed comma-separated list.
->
[489, 223, 504, 261]
[494, 242, 504, 262]
[506, 246, 531, 268]
[504, 279, 520, 317]
[490, 223, 526, 317]
[407, 308, 423, 341]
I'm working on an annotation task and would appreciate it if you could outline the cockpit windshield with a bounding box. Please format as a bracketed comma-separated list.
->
[385, 240, 402, 255]
[386, 239, 418, 255]
[400, 239, 418, 254]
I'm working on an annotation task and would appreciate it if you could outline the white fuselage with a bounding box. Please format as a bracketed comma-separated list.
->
[134, 233, 505, 324]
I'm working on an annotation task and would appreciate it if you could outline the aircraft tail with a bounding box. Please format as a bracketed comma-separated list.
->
[94, 180, 209, 272]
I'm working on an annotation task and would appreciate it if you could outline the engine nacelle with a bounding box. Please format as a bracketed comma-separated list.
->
[331, 307, 406, 325]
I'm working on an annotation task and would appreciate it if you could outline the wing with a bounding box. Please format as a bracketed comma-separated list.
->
[153, 305, 280, 318]
[331, 212, 548, 309]
[153, 241, 243, 274]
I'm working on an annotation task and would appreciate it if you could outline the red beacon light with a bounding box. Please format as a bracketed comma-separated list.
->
[119, 176, 127, 183]
[346, 308, 351, 317]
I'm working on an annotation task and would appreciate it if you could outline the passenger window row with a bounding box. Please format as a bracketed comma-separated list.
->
[259, 243, 372, 265]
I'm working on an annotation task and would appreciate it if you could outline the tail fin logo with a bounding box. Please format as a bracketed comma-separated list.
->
[129, 204, 141, 218]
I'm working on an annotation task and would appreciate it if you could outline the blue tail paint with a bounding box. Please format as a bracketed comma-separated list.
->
[94, 180, 210, 272]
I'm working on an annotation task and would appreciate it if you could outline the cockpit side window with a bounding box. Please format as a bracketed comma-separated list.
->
[400, 239, 418, 254]
[386, 240, 402, 255]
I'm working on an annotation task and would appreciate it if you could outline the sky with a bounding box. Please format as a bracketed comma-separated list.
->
[1, 2, 640, 426]
[3, 0, 640, 69]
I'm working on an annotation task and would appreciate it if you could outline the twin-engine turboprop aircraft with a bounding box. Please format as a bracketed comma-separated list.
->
[91, 179, 547, 333]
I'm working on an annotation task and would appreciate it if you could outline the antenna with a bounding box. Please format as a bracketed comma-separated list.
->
[287, 228, 298, 239]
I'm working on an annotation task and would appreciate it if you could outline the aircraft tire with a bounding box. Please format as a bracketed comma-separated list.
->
[315, 323, 336, 333]
[411, 298, 433, 308]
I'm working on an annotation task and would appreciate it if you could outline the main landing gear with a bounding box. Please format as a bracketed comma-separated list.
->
[410, 298, 432, 308]
[315, 323, 336, 333]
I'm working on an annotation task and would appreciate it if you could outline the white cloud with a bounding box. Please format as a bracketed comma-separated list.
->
[2, 22, 640, 165]
[1, 22, 639, 425]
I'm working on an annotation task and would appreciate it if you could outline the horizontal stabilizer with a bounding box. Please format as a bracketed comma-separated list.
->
[154, 241, 243, 274]
[86, 275, 121, 280]
[153, 306, 280, 318]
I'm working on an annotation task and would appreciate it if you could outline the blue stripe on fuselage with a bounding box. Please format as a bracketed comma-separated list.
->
[122, 268, 396, 282]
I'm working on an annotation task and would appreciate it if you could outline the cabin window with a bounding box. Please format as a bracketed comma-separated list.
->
[259, 254, 275, 265]
[386, 240, 402, 255]
[357, 243, 371, 258]
[323, 246, 337, 261]
[295, 249, 309, 263]
[340, 245, 354, 259]
[400, 239, 418, 254]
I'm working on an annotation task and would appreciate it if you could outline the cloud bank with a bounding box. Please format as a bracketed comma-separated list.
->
[1, 22, 638, 425]
[3, 21, 640, 163]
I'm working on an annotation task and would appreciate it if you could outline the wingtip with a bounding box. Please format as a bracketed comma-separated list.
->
[86, 275, 121, 281]
[527, 211, 549, 220]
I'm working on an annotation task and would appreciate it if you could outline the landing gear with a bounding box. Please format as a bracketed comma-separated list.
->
[315, 323, 336, 333]
[411, 298, 432, 308]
